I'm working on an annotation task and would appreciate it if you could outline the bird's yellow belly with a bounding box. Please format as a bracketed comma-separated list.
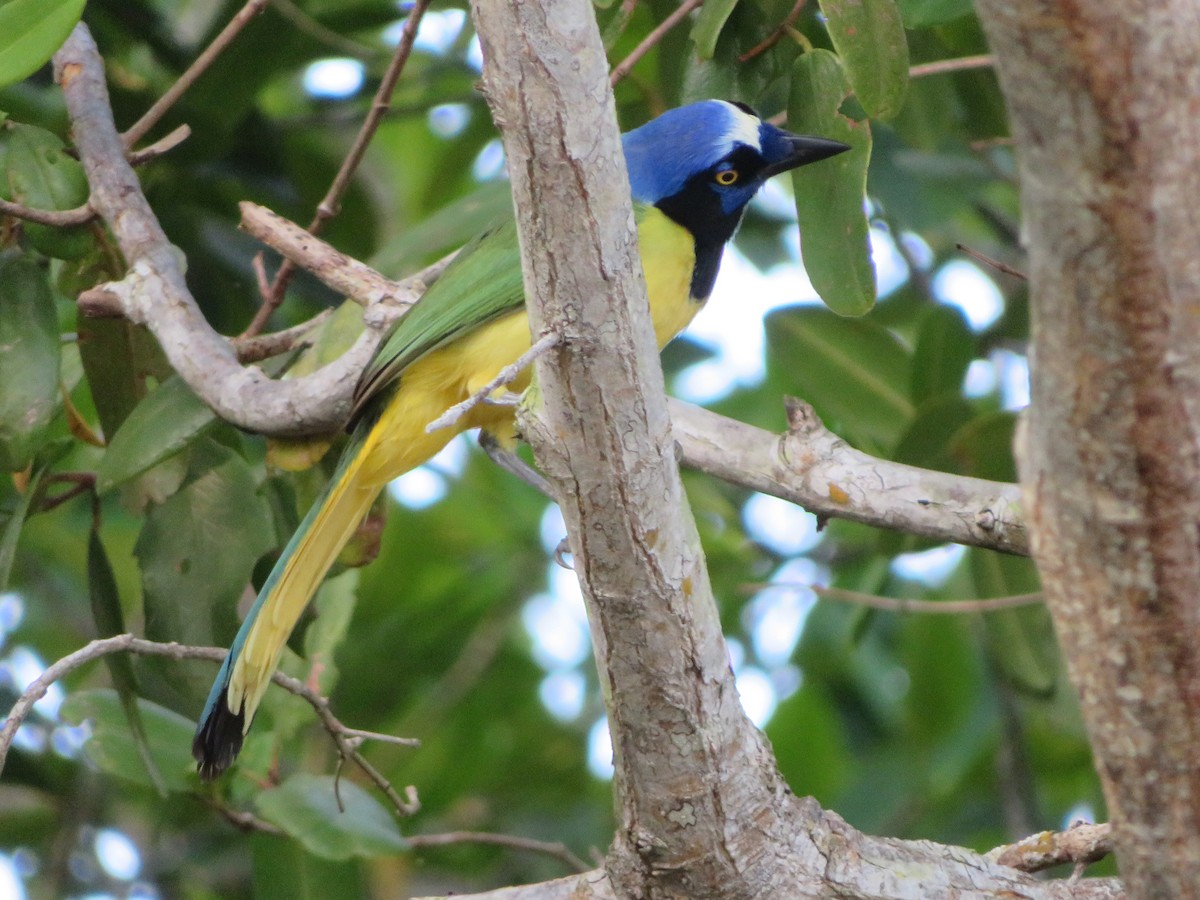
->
[360, 209, 702, 484]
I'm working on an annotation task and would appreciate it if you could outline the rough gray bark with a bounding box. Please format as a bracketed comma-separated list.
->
[464, 0, 1119, 896]
[974, 1, 1200, 895]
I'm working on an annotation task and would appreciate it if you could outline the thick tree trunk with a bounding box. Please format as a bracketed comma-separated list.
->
[466, 0, 1121, 896]
[975, 1, 1200, 895]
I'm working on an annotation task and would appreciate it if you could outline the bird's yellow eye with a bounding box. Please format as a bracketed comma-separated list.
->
[714, 168, 739, 186]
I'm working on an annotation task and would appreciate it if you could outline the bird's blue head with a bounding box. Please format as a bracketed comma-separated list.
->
[622, 100, 849, 236]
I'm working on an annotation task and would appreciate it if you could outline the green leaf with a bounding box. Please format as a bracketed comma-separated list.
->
[690, 0, 740, 60]
[898, 0, 975, 28]
[304, 570, 358, 697]
[89, 528, 168, 796]
[251, 834, 367, 900]
[911, 304, 977, 403]
[1, 120, 92, 258]
[766, 305, 913, 450]
[60, 689, 200, 793]
[0, 0, 86, 89]
[255, 774, 406, 860]
[818, 0, 910, 119]
[681, 1, 795, 107]
[95, 375, 217, 493]
[947, 410, 1018, 481]
[969, 549, 1057, 697]
[75, 296, 169, 440]
[0, 464, 41, 592]
[893, 394, 974, 473]
[788, 51, 876, 316]
[0, 252, 59, 471]
[134, 440, 274, 711]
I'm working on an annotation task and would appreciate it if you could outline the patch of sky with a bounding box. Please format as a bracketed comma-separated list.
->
[538, 669, 586, 723]
[472, 138, 507, 182]
[0, 855, 25, 900]
[539, 503, 567, 555]
[428, 103, 471, 139]
[51, 720, 92, 759]
[95, 829, 141, 881]
[1, 647, 63, 719]
[962, 349, 1029, 411]
[0, 591, 23, 650]
[890, 543, 966, 588]
[521, 564, 590, 670]
[736, 667, 778, 726]
[388, 466, 445, 509]
[744, 558, 826, 668]
[302, 58, 364, 100]
[387, 434, 470, 509]
[995, 349, 1030, 410]
[1061, 802, 1096, 828]
[933, 259, 1004, 331]
[387, 7, 466, 54]
[675, 218, 911, 406]
[465, 34, 484, 72]
[727, 637, 746, 672]
[963, 358, 997, 398]
[587, 716, 614, 780]
[742, 492, 821, 557]
[869, 223, 910, 297]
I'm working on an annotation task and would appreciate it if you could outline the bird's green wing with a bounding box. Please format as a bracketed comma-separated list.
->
[350, 218, 525, 423]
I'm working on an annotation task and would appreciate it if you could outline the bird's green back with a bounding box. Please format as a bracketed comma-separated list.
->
[350, 206, 652, 425]
[351, 219, 526, 423]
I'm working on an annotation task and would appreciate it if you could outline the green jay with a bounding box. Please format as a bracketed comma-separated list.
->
[193, 99, 849, 778]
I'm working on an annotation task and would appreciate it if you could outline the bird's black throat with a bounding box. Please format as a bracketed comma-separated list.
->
[655, 178, 747, 302]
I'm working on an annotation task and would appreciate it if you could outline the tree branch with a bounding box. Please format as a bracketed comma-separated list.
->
[0, 635, 419, 819]
[987, 821, 1114, 874]
[245, 0, 434, 336]
[53, 24, 430, 437]
[231, 206, 1030, 555]
[122, 0, 271, 148]
[673, 397, 1029, 555]
[407, 831, 591, 874]
[609, 0, 704, 85]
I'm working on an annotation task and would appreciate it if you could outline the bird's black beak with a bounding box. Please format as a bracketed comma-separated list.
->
[762, 134, 851, 179]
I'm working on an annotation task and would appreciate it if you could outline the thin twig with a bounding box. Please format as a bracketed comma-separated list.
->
[231, 308, 332, 363]
[986, 821, 1114, 873]
[766, 54, 998, 129]
[407, 830, 592, 873]
[123, 0, 271, 148]
[610, 0, 705, 86]
[0, 635, 420, 820]
[35, 472, 96, 514]
[956, 243, 1028, 280]
[746, 582, 1044, 614]
[739, 0, 806, 63]
[425, 331, 561, 433]
[245, 0, 434, 338]
[126, 124, 192, 166]
[267, 0, 381, 58]
[909, 54, 994, 79]
[1, 125, 191, 230]
[0, 197, 93, 227]
[267, 668, 420, 817]
[209, 799, 285, 835]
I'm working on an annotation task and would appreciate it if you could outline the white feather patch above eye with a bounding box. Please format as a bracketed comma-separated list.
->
[717, 100, 763, 153]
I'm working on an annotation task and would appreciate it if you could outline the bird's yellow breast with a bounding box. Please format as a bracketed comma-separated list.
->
[358, 208, 703, 485]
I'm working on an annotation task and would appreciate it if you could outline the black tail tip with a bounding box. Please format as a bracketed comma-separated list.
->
[192, 700, 246, 781]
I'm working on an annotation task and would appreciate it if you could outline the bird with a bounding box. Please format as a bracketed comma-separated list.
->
[192, 99, 849, 779]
